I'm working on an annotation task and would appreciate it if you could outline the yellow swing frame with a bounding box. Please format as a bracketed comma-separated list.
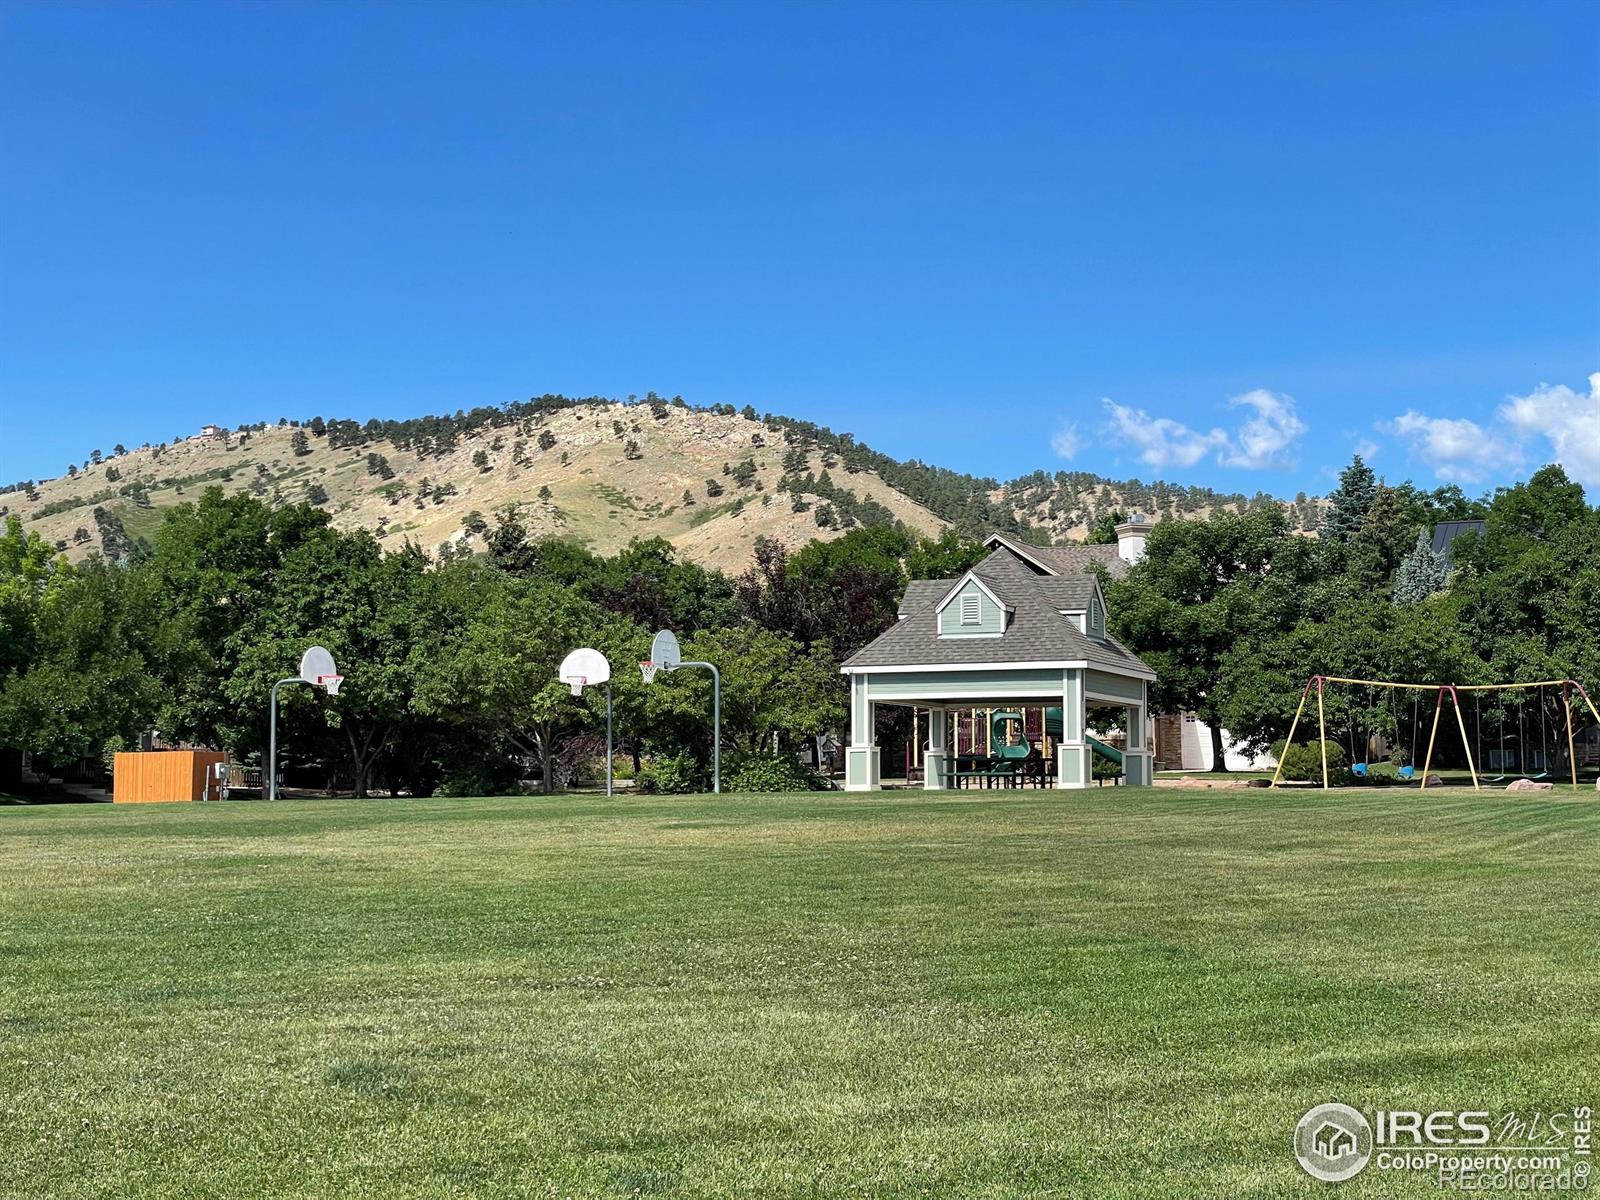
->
[1269, 676, 1600, 791]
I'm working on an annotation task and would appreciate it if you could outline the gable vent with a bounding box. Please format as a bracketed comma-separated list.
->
[960, 593, 982, 625]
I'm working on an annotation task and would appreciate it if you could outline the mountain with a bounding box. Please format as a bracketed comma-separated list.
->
[2, 395, 1321, 571]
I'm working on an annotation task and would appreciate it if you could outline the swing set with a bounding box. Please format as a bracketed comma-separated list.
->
[1270, 675, 1600, 790]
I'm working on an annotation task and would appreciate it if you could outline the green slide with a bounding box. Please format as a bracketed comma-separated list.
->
[1044, 707, 1123, 765]
[1086, 734, 1123, 765]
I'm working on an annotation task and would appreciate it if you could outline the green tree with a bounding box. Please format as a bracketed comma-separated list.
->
[1348, 484, 1419, 592]
[646, 625, 843, 762]
[140, 490, 332, 749]
[1393, 528, 1447, 604]
[904, 530, 988, 579]
[1106, 508, 1295, 771]
[415, 572, 617, 794]
[230, 529, 436, 796]
[1322, 455, 1376, 543]
[290, 430, 311, 457]
[0, 550, 159, 777]
[1086, 510, 1125, 545]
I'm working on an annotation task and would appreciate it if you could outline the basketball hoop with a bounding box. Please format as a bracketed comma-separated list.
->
[640, 660, 659, 684]
[317, 674, 344, 696]
[559, 648, 609, 699]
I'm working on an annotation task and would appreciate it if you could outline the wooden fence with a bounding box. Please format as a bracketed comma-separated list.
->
[112, 751, 228, 803]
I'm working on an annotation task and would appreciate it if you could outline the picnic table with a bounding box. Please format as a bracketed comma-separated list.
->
[947, 755, 1052, 789]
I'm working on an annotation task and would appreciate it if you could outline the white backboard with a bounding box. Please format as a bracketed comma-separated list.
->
[559, 647, 611, 689]
[299, 645, 337, 684]
[649, 629, 681, 669]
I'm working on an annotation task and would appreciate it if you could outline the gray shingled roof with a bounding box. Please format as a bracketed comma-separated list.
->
[897, 578, 949, 618]
[844, 546, 1153, 677]
[1017, 541, 1130, 579]
[1033, 575, 1099, 610]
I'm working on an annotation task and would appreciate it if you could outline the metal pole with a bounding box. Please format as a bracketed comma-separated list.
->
[1316, 678, 1329, 790]
[1449, 686, 1479, 790]
[1271, 678, 1314, 789]
[1563, 683, 1578, 790]
[605, 682, 613, 797]
[268, 676, 300, 801]
[709, 664, 720, 794]
[1420, 687, 1445, 789]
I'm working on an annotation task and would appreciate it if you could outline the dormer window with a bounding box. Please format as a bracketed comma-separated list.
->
[960, 593, 981, 626]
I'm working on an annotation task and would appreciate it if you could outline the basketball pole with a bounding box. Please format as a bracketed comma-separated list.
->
[606, 681, 613, 797]
[268, 676, 302, 802]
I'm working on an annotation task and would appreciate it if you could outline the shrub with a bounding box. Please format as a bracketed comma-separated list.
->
[436, 756, 524, 797]
[636, 751, 704, 795]
[1269, 739, 1351, 784]
[725, 751, 822, 794]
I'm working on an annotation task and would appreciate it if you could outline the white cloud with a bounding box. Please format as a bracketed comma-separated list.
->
[1497, 372, 1600, 489]
[1219, 389, 1308, 469]
[1385, 411, 1507, 482]
[1099, 388, 1306, 471]
[1102, 400, 1226, 469]
[1354, 438, 1380, 461]
[1381, 371, 1600, 490]
[1050, 422, 1081, 460]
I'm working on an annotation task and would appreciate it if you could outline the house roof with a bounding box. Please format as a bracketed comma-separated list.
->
[982, 533, 1130, 579]
[1033, 575, 1100, 611]
[933, 570, 1013, 616]
[1431, 520, 1485, 561]
[843, 545, 1153, 678]
[896, 578, 948, 618]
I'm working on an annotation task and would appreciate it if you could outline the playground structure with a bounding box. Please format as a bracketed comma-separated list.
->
[559, 647, 613, 796]
[640, 629, 722, 794]
[1271, 675, 1600, 790]
[942, 708, 1127, 788]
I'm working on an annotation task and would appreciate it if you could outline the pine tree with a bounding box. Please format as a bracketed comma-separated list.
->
[1323, 455, 1376, 543]
[1393, 528, 1448, 604]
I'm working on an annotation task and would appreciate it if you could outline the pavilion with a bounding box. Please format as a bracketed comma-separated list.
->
[839, 533, 1157, 790]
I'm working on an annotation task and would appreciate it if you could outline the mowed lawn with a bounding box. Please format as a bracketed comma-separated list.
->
[1, 789, 1595, 1199]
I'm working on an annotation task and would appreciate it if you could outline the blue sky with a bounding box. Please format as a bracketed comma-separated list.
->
[3, 0, 1597, 497]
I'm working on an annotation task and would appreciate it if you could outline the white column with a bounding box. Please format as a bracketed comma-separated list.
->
[924, 708, 949, 790]
[1056, 669, 1088, 788]
[844, 672, 880, 791]
[1123, 681, 1153, 786]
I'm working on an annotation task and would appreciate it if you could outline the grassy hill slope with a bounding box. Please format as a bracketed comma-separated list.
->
[4, 397, 1323, 571]
[3, 404, 948, 573]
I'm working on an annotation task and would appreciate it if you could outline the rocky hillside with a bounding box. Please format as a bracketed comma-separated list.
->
[3, 396, 1321, 572]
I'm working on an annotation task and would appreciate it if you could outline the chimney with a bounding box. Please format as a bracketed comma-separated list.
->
[1114, 512, 1154, 565]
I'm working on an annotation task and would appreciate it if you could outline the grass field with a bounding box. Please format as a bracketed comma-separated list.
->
[2, 789, 1595, 1198]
